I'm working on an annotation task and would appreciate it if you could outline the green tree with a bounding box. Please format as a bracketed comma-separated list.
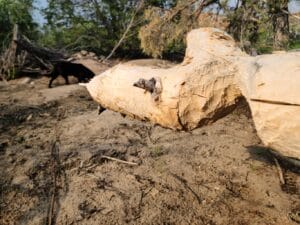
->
[267, 0, 290, 50]
[140, 0, 299, 57]
[0, 0, 38, 52]
[227, 0, 299, 51]
[41, 0, 144, 56]
[226, 0, 270, 54]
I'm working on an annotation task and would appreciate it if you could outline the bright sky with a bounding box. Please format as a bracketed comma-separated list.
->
[33, 0, 47, 25]
[33, 0, 300, 25]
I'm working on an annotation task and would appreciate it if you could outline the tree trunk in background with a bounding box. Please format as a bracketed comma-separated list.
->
[0, 24, 19, 79]
[227, 0, 260, 54]
[271, 0, 289, 50]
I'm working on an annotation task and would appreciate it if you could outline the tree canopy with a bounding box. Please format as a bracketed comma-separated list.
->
[0, 0, 38, 51]
[0, 0, 299, 59]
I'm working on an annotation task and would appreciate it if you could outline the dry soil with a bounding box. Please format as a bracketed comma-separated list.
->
[0, 75, 299, 225]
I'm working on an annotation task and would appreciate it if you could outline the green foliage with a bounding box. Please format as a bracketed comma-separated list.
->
[1, 0, 299, 60]
[0, 0, 39, 52]
[39, 0, 183, 57]
[139, 0, 209, 58]
[289, 37, 300, 50]
[150, 145, 167, 157]
[140, 0, 299, 57]
[40, 0, 145, 56]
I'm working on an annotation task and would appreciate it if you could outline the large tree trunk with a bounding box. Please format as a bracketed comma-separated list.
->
[86, 28, 300, 160]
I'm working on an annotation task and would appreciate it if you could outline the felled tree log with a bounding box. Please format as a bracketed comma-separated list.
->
[86, 28, 300, 159]
[86, 29, 244, 130]
[237, 52, 300, 159]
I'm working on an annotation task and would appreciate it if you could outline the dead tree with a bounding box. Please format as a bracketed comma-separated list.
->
[0, 24, 68, 80]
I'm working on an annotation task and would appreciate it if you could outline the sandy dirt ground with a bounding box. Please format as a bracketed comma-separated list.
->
[0, 75, 299, 225]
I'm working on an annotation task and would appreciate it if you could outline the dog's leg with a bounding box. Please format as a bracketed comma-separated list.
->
[63, 75, 70, 85]
[48, 74, 58, 88]
[77, 73, 85, 83]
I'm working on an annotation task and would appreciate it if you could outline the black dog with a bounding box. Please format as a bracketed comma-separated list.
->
[48, 61, 95, 88]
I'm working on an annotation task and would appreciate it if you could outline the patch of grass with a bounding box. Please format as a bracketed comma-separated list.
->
[150, 145, 167, 158]
[289, 40, 300, 50]
[249, 163, 262, 171]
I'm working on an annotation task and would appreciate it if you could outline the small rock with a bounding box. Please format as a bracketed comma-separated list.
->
[88, 52, 96, 57]
[76, 54, 83, 59]
[72, 53, 82, 59]
[18, 77, 32, 84]
[80, 50, 88, 56]
[26, 114, 33, 121]
[11, 175, 31, 187]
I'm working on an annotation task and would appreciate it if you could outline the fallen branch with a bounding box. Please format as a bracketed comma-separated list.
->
[15, 34, 66, 61]
[48, 141, 59, 225]
[101, 155, 138, 166]
[170, 172, 202, 204]
[273, 157, 285, 185]
[48, 109, 66, 225]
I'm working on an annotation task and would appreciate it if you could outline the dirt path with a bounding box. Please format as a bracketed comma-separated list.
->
[0, 77, 299, 225]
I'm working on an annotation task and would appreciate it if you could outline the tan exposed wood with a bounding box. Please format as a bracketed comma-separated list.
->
[86, 28, 300, 160]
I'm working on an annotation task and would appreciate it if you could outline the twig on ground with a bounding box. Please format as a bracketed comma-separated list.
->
[169, 172, 202, 204]
[48, 141, 58, 225]
[101, 155, 138, 166]
[273, 157, 285, 185]
[48, 191, 56, 225]
[48, 109, 66, 225]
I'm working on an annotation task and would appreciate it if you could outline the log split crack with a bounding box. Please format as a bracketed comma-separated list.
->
[250, 98, 300, 107]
